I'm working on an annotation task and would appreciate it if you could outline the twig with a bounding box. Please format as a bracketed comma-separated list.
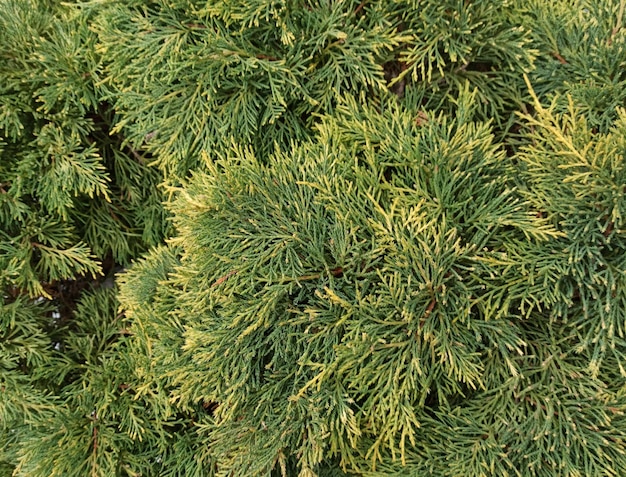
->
[424, 298, 436, 318]
[609, 0, 626, 45]
[551, 52, 567, 64]
[256, 54, 279, 61]
[415, 111, 429, 126]
[211, 269, 238, 287]
[417, 298, 437, 334]
[128, 147, 146, 164]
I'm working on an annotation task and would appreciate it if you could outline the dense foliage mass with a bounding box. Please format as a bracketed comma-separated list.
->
[1, 0, 626, 476]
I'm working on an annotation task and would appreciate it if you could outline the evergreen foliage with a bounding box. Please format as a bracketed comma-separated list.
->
[2, 287, 193, 477]
[90, 0, 408, 176]
[1, 2, 167, 474]
[2, 0, 626, 475]
[118, 94, 626, 476]
[522, 0, 626, 132]
[0, 0, 167, 296]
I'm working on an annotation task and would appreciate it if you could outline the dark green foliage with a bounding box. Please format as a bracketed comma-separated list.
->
[0, 0, 167, 297]
[522, 0, 626, 132]
[3, 0, 626, 475]
[391, 0, 536, 126]
[0, 1, 168, 475]
[91, 0, 407, 176]
[3, 287, 194, 477]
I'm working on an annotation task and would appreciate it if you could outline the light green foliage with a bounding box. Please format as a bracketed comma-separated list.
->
[119, 95, 626, 475]
[515, 88, 626, 377]
[0, 2, 168, 475]
[3, 287, 200, 477]
[3, 0, 626, 476]
[0, 295, 55, 434]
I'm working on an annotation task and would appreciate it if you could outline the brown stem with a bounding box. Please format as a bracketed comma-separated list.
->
[211, 270, 238, 287]
[552, 52, 567, 64]
[330, 266, 343, 277]
[128, 147, 146, 164]
[256, 54, 279, 61]
[417, 298, 437, 333]
[609, 0, 626, 45]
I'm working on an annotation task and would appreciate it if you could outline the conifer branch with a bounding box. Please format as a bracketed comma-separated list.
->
[4, 1, 626, 476]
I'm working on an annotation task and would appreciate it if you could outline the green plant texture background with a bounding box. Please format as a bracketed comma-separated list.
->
[1, 0, 626, 476]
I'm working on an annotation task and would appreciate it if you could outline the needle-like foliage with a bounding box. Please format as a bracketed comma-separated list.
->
[91, 0, 408, 176]
[118, 93, 626, 476]
[0, 0, 168, 296]
[2, 0, 626, 476]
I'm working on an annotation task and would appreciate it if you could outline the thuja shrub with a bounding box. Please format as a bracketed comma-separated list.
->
[2, 287, 191, 477]
[90, 0, 409, 177]
[0, 1, 167, 296]
[118, 95, 626, 476]
[3, 0, 626, 475]
[89, 0, 536, 176]
[521, 0, 626, 132]
[0, 2, 166, 474]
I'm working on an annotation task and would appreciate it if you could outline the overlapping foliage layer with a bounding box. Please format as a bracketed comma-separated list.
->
[2, 0, 626, 476]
